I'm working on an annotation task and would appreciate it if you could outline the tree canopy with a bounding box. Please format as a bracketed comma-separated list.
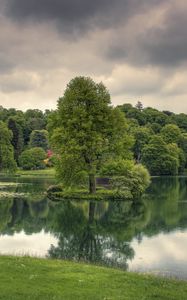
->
[49, 76, 133, 193]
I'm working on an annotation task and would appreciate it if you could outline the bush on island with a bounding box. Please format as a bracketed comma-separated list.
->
[101, 159, 150, 198]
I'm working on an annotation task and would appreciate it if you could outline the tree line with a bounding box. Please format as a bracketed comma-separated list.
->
[1, 76, 187, 181]
[118, 102, 187, 175]
[0, 106, 52, 171]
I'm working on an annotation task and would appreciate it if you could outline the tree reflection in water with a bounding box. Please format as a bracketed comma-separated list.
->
[0, 176, 187, 270]
[48, 200, 150, 269]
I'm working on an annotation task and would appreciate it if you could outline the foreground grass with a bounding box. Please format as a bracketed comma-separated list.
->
[0, 256, 186, 300]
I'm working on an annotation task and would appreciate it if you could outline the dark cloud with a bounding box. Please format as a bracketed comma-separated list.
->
[3, 0, 186, 69]
[105, 1, 187, 68]
[4, 0, 162, 32]
[140, 7, 187, 66]
[0, 0, 187, 112]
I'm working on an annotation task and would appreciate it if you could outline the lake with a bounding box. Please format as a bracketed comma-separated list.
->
[0, 175, 187, 279]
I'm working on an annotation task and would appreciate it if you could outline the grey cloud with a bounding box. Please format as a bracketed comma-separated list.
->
[4, 0, 162, 33]
[2, 0, 186, 70]
[140, 9, 187, 66]
[0, 55, 14, 73]
[1, 0, 187, 112]
[106, 1, 187, 68]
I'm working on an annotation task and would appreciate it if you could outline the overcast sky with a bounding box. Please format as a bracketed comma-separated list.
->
[0, 0, 187, 112]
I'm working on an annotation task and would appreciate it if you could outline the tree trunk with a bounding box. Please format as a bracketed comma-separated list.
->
[89, 174, 96, 194]
[137, 152, 141, 164]
[89, 202, 96, 223]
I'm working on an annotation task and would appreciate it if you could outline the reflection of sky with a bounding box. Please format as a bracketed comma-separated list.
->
[0, 230, 58, 257]
[128, 230, 187, 279]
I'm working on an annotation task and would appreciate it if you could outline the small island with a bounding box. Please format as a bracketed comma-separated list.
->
[47, 76, 150, 201]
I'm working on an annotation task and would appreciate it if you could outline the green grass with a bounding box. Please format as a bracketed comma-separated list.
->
[0, 256, 186, 300]
[16, 168, 55, 176]
[48, 188, 133, 201]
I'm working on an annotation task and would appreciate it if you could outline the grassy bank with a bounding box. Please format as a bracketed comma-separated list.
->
[16, 168, 55, 176]
[48, 188, 133, 201]
[0, 168, 56, 177]
[0, 256, 186, 300]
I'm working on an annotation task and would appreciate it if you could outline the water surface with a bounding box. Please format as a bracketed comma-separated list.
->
[0, 175, 187, 279]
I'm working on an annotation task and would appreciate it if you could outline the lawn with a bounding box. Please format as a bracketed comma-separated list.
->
[16, 168, 55, 176]
[0, 256, 186, 300]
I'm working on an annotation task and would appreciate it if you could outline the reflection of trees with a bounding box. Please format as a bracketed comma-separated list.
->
[48, 201, 144, 269]
[0, 177, 52, 235]
[0, 199, 13, 231]
[48, 178, 187, 268]
[142, 176, 187, 236]
[0, 196, 50, 235]
[29, 199, 49, 219]
[1, 176, 187, 269]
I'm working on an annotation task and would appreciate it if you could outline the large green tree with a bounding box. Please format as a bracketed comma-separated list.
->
[49, 76, 133, 193]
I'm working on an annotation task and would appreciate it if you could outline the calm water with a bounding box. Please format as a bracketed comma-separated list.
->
[0, 175, 187, 279]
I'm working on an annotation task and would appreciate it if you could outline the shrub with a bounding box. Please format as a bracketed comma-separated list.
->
[19, 147, 46, 170]
[101, 159, 150, 198]
[100, 159, 134, 177]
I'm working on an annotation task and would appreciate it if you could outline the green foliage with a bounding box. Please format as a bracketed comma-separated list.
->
[178, 148, 186, 172]
[7, 116, 24, 163]
[55, 153, 88, 188]
[142, 136, 179, 175]
[132, 127, 152, 162]
[0, 121, 17, 173]
[19, 147, 46, 170]
[167, 143, 186, 173]
[0, 106, 52, 147]
[29, 130, 49, 150]
[49, 189, 133, 201]
[180, 133, 187, 167]
[118, 103, 146, 125]
[49, 77, 133, 192]
[148, 122, 162, 133]
[118, 103, 187, 174]
[100, 159, 134, 176]
[2, 93, 187, 178]
[161, 124, 182, 144]
[109, 163, 150, 198]
[143, 107, 169, 126]
[100, 159, 150, 198]
[171, 113, 187, 131]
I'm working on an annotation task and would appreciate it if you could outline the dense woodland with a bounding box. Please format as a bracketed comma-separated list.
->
[118, 102, 187, 175]
[0, 107, 51, 171]
[1, 78, 187, 180]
